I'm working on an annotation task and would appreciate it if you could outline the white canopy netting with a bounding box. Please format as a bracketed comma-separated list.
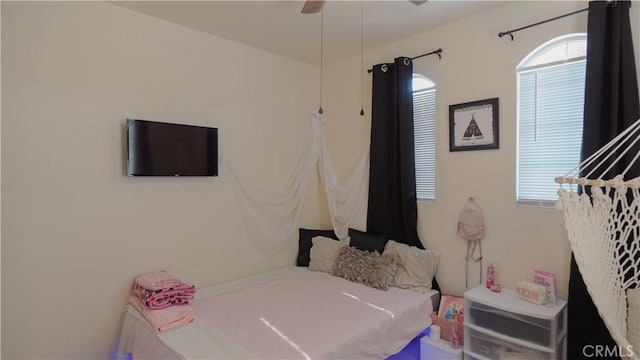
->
[556, 118, 640, 360]
[221, 108, 368, 267]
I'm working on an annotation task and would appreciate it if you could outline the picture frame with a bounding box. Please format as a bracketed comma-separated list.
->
[449, 97, 499, 151]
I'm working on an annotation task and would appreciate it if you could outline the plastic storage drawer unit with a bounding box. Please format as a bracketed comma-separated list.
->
[467, 300, 555, 347]
[465, 324, 553, 359]
[463, 285, 567, 360]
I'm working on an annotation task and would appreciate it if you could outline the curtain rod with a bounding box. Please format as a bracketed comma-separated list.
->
[499, 7, 588, 41]
[367, 48, 442, 73]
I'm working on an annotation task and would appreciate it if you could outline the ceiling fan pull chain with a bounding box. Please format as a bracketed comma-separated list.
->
[360, 0, 365, 117]
[319, 10, 324, 114]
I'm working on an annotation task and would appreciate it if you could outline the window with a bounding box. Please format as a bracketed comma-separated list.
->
[517, 34, 587, 206]
[413, 74, 436, 201]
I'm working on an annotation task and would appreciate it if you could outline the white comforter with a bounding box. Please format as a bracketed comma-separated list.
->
[122, 267, 432, 359]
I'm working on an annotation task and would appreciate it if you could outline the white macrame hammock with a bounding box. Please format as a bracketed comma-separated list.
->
[556, 117, 640, 360]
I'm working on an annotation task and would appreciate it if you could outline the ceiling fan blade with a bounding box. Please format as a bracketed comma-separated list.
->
[409, 0, 428, 5]
[301, 0, 326, 14]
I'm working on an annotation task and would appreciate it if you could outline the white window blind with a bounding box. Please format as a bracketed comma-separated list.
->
[414, 87, 436, 200]
[517, 59, 586, 206]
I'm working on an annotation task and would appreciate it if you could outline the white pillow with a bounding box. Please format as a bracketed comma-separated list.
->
[309, 236, 347, 273]
[384, 240, 440, 293]
[627, 288, 640, 353]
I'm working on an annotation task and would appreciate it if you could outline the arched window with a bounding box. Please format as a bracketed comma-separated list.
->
[413, 74, 436, 201]
[517, 33, 587, 206]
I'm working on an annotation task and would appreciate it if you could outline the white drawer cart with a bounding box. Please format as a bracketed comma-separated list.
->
[463, 285, 567, 360]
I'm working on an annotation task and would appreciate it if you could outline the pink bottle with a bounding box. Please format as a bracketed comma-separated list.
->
[486, 264, 495, 289]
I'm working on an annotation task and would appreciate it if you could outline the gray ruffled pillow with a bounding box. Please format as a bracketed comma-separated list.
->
[332, 246, 398, 290]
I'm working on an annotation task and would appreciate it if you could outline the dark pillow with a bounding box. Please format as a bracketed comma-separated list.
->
[296, 228, 339, 266]
[348, 228, 388, 253]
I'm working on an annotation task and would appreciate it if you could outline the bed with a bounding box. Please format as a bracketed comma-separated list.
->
[116, 266, 438, 359]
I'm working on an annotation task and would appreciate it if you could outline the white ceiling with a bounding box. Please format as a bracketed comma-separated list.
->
[111, 1, 506, 66]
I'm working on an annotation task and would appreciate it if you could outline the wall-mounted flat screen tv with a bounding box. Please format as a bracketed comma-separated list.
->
[127, 119, 218, 176]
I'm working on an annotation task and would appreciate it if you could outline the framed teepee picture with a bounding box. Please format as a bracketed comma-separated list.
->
[449, 97, 499, 151]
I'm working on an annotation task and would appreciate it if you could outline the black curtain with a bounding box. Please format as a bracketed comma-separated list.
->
[368, 57, 420, 247]
[368, 57, 440, 292]
[568, 1, 640, 359]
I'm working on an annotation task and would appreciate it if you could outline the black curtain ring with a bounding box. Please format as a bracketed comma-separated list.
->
[381, 64, 388, 72]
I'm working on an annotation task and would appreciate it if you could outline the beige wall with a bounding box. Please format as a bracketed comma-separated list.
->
[323, 0, 640, 299]
[2, 1, 639, 358]
[0, 1, 3, 357]
[1, 2, 322, 358]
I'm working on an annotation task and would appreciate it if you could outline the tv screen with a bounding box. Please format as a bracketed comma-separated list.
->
[127, 119, 218, 176]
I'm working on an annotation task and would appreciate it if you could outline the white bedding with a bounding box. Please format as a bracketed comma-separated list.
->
[117, 266, 435, 359]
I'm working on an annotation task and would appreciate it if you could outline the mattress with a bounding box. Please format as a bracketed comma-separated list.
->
[117, 266, 437, 359]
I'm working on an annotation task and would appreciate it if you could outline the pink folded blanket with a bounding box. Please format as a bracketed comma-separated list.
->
[135, 271, 186, 291]
[131, 271, 196, 310]
[129, 296, 194, 333]
[132, 283, 195, 310]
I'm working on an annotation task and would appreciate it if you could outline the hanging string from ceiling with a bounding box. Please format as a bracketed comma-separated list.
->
[319, 10, 324, 115]
[360, 1, 365, 116]
[498, 7, 588, 41]
[366, 48, 442, 73]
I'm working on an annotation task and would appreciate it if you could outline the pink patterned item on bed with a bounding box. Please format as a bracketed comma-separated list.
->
[129, 296, 195, 333]
[135, 271, 187, 291]
[132, 283, 195, 310]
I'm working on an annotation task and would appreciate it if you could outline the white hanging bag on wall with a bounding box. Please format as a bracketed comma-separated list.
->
[458, 197, 486, 289]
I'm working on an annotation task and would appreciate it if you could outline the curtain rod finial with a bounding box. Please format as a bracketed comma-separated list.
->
[498, 32, 514, 41]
